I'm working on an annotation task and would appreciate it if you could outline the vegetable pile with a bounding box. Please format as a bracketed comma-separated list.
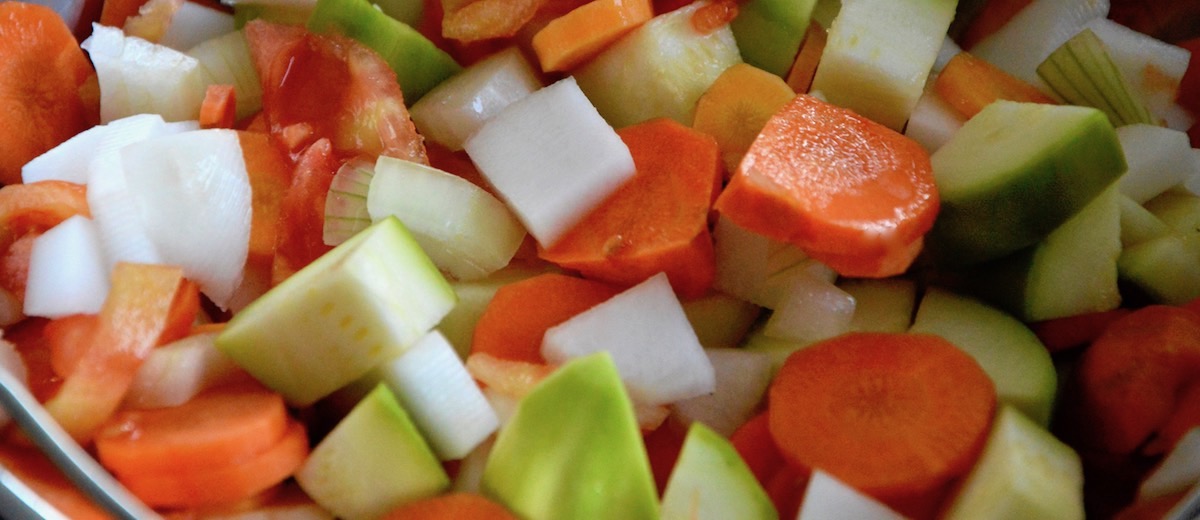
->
[0, 0, 1199, 518]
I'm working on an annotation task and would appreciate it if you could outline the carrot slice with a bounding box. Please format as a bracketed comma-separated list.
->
[0, 181, 90, 254]
[530, 0, 653, 72]
[713, 94, 939, 278]
[932, 51, 1057, 119]
[1065, 305, 1200, 455]
[117, 420, 308, 509]
[692, 63, 795, 176]
[538, 118, 720, 298]
[1031, 308, 1132, 354]
[238, 131, 293, 270]
[0, 3, 99, 186]
[42, 263, 195, 441]
[470, 273, 623, 363]
[380, 492, 520, 519]
[784, 21, 827, 94]
[95, 383, 291, 476]
[767, 332, 995, 510]
[200, 84, 238, 129]
[0, 444, 110, 520]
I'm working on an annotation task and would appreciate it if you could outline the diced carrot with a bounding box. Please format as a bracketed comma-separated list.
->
[785, 21, 827, 94]
[380, 492, 520, 519]
[1031, 308, 1132, 354]
[538, 119, 720, 298]
[237, 131, 293, 270]
[1063, 305, 1200, 455]
[441, 0, 550, 43]
[958, 0, 1032, 50]
[530, 0, 653, 72]
[116, 420, 308, 509]
[688, 0, 736, 35]
[470, 273, 623, 363]
[95, 382, 292, 476]
[643, 416, 688, 494]
[42, 263, 194, 442]
[729, 412, 784, 488]
[44, 313, 99, 379]
[0, 444, 111, 520]
[199, 84, 238, 129]
[713, 94, 939, 278]
[0, 181, 90, 254]
[692, 63, 796, 176]
[0, 3, 99, 186]
[933, 51, 1057, 119]
[767, 332, 995, 512]
[271, 139, 336, 285]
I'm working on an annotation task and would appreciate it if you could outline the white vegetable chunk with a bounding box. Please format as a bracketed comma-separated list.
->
[1139, 428, 1200, 501]
[1086, 18, 1194, 131]
[81, 24, 207, 123]
[969, 0, 1109, 91]
[905, 90, 965, 154]
[24, 113, 169, 185]
[670, 348, 772, 437]
[23, 216, 110, 319]
[762, 268, 856, 343]
[123, 331, 244, 410]
[374, 331, 499, 461]
[159, 1, 235, 51]
[120, 129, 251, 308]
[542, 273, 715, 406]
[1115, 124, 1194, 204]
[797, 470, 906, 520]
[463, 76, 635, 247]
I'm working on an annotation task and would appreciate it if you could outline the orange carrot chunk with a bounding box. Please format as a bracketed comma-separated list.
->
[199, 84, 238, 129]
[380, 492, 520, 519]
[0, 181, 90, 254]
[1066, 305, 1200, 455]
[0, 3, 99, 186]
[95, 383, 292, 477]
[538, 118, 720, 298]
[933, 51, 1057, 120]
[442, 0, 550, 43]
[767, 332, 996, 513]
[471, 273, 623, 363]
[117, 420, 308, 509]
[784, 21, 827, 94]
[531, 0, 653, 72]
[42, 263, 197, 442]
[713, 94, 939, 278]
[692, 63, 796, 177]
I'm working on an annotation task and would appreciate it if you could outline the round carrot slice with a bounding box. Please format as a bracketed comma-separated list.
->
[117, 420, 309, 509]
[767, 332, 995, 508]
[95, 382, 291, 476]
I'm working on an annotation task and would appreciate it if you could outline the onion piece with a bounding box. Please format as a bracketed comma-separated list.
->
[323, 157, 375, 246]
[23, 216, 110, 319]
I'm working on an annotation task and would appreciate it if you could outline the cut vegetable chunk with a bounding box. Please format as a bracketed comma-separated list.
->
[542, 273, 715, 406]
[768, 332, 996, 514]
[660, 422, 777, 520]
[298, 384, 449, 520]
[23, 216, 109, 319]
[531, 0, 653, 73]
[463, 77, 635, 247]
[217, 217, 456, 406]
[933, 51, 1057, 120]
[729, 0, 815, 79]
[538, 118, 719, 298]
[928, 101, 1125, 266]
[714, 94, 938, 278]
[691, 63, 796, 176]
[81, 24, 207, 123]
[796, 470, 905, 520]
[1036, 28, 1156, 128]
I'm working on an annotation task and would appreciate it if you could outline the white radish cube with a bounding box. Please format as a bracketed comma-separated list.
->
[1116, 124, 1194, 204]
[88, 152, 164, 273]
[368, 157, 527, 281]
[123, 331, 243, 409]
[713, 215, 817, 309]
[969, 0, 1109, 90]
[82, 24, 208, 123]
[798, 470, 906, 520]
[120, 129, 251, 308]
[541, 273, 715, 406]
[810, 0, 957, 130]
[671, 348, 772, 437]
[375, 331, 499, 460]
[159, 1, 235, 51]
[905, 90, 965, 154]
[463, 76, 635, 247]
[411, 47, 543, 152]
[763, 269, 856, 343]
[1140, 428, 1200, 500]
[23, 216, 110, 319]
